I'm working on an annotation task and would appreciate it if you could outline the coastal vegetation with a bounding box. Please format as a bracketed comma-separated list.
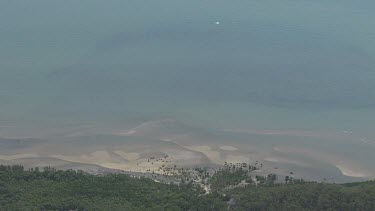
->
[1, 165, 375, 210]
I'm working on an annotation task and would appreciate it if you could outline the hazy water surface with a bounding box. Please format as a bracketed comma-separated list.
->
[1, 0, 375, 179]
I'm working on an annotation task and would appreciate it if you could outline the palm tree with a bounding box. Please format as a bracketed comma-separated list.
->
[285, 176, 290, 184]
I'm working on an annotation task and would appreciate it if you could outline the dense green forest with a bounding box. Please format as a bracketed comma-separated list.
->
[0, 165, 374, 210]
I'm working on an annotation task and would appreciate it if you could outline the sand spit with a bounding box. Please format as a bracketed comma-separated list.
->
[1, 122, 374, 181]
[272, 146, 371, 178]
[225, 155, 249, 163]
[219, 146, 238, 151]
[0, 154, 39, 160]
[226, 129, 341, 138]
[263, 156, 309, 167]
[335, 164, 368, 178]
[186, 145, 212, 151]
[184, 145, 251, 165]
[185, 145, 222, 164]
[114, 151, 140, 161]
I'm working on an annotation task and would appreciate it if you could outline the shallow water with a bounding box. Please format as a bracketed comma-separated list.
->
[1, 0, 375, 179]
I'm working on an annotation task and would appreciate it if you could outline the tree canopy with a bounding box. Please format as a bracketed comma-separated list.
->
[0, 165, 374, 211]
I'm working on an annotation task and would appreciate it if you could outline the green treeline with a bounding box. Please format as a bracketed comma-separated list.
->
[0, 165, 374, 211]
[227, 181, 375, 210]
[0, 165, 223, 210]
